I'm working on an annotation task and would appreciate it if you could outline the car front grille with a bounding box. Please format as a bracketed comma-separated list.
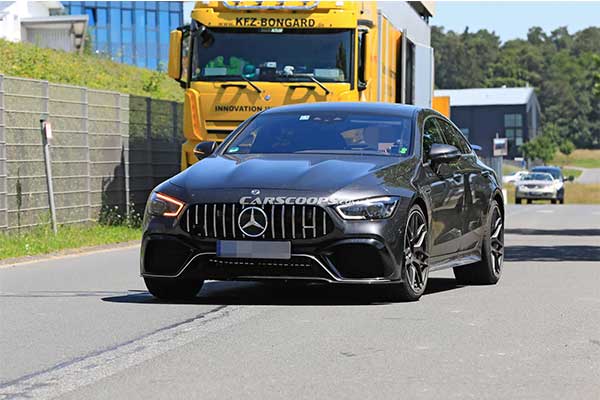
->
[181, 203, 334, 240]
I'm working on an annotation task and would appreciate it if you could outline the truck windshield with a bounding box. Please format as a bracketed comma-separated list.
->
[191, 28, 352, 83]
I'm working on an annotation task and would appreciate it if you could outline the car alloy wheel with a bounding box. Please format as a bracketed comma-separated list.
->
[404, 207, 429, 293]
[489, 204, 504, 277]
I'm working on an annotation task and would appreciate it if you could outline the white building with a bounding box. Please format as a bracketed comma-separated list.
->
[0, 1, 88, 53]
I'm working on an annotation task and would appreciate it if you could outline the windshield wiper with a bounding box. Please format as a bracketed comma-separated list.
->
[308, 76, 331, 95]
[238, 75, 263, 93]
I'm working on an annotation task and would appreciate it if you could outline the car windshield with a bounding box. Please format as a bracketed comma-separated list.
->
[532, 167, 560, 179]
[191, 28, 352, 83]
[224, 111, 413, 156]
[523, 173, 553, 181]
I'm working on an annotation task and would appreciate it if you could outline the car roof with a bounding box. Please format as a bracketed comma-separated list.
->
[261, 102, 423, 118]
[532, 166, 561, 171]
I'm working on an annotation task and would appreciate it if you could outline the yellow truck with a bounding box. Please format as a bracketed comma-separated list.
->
[168, 1, 438, 169]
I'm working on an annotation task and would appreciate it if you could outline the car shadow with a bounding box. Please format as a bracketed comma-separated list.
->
[505, 245, 600, 262]
[506, 228, 600, 236]
[101, 277, 464, 306]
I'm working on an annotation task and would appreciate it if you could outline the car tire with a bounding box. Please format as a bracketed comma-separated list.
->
[389, 205, 430, 302]
[560, 198, 565, 204]
[454, 200, 503, 285]
[551, 199, 557, 204]
[515, 198, 522, 204]
[527, 199, 533, 204]
[144, 277, 204, 300]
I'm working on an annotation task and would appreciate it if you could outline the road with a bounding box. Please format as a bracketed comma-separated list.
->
[578, 168, 600, 184]
[1, 205, 599, 400]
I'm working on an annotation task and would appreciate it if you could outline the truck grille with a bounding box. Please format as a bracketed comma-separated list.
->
[181, 203, 334, 240]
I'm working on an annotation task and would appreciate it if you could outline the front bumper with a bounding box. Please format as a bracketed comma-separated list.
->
[516, 188, 557, 199]
[140, 204, 408, 284]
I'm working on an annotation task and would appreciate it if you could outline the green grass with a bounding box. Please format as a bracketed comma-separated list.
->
[0, 224, 141, 260]
[502, 164, 524, 176]
[552, 149, 600, 169]
[562, 168, 583, 179]
[0, 39, 182, 101]
[504, 183, 600, 204]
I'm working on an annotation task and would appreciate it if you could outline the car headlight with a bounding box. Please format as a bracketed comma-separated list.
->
[146, 192, 186, 217]
[335, 196, 398, 220]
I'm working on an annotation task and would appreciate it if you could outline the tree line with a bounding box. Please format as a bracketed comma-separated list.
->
[432, 25, 600, 153]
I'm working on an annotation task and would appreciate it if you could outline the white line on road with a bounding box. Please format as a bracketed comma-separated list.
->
[0, 304, 265, 400]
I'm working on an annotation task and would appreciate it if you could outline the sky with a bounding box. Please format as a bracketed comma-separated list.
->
[433, 1, 600, 42]
[183, 1, 600, 42]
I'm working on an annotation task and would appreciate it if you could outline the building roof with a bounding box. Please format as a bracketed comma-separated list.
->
[434, 87, 536, 107]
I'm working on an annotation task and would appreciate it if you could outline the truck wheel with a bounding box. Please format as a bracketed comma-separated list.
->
[144, 277, 204, 300]
[515, 198, 522, 204]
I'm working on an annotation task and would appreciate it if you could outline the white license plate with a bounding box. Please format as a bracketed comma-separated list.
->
[216, 241, 291, 260]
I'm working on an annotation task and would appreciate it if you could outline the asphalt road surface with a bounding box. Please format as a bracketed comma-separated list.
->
[1, 205, 599, 400]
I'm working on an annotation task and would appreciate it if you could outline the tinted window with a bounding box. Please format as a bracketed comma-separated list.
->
[422, 117, 445, 161]
[436, 118, 470, 154]
[225, 112, 413, 156]
[532, 167, 561, 179]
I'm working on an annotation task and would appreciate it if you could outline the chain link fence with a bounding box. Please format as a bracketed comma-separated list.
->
[0, 75, 183, 231]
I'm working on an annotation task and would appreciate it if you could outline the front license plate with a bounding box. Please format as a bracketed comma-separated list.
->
[217, 241, 291, 260]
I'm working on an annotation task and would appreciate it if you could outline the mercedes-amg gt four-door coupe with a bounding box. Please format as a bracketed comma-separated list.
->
[141, 103, 504, 301]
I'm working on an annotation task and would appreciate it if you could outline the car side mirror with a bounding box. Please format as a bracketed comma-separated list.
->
[564, 176, 574, 182]
[357, 81, 368, 92]
[194, 141, 217, 160]
[429, 144, 461, 164]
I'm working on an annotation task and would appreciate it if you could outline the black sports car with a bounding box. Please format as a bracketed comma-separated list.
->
[141, 103, 504, 301]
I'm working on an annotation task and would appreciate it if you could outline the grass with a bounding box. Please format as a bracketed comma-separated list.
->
[562, 168, 583, 179]
[552, 149, 600, 169]
[0, 224, 141, 261]
[0, 39, 182, 101]
[504, 183, 600, 204]
[502, 164, 524, 176]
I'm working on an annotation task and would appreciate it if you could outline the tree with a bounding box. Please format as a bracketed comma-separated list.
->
[432, 25, 600, 148]
[521, 134, 557, 165]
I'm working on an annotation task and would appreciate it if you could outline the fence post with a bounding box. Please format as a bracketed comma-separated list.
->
[0, 75, 6, 230]
[121, 94, 130, 216]
[145, 97, 154, 191]
[82, 87, 91, 222]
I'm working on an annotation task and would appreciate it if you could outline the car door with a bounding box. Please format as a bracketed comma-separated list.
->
[420, 116, 463, 258]
[437, 117, 491, 252]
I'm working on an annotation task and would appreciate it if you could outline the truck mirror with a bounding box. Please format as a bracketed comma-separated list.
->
[168, 30, 182, 80]
[358, 81, 368, 92]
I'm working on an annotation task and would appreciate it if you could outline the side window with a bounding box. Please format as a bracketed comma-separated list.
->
[436, 118, 471, 154]
[180, 29, 191, 82]
[422, 117, 445, 162]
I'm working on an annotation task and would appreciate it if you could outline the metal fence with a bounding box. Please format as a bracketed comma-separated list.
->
[0, 75, 183, 231]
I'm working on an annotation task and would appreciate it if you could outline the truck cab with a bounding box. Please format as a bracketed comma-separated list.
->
[168, 1, 436, 169]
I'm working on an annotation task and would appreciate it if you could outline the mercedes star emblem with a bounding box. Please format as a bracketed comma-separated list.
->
[238, 207, 268, 237]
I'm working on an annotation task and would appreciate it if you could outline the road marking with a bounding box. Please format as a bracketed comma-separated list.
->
[0, 304, 265, 400]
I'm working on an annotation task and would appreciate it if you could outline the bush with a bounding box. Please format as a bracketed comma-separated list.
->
[0, 39, 182, 101]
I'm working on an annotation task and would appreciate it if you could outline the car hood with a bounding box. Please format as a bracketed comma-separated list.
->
[169, 153, 411, 195]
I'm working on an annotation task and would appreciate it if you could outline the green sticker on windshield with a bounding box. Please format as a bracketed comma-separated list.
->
[400, 147, 408, 154]
[228, 146, 240, 153]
